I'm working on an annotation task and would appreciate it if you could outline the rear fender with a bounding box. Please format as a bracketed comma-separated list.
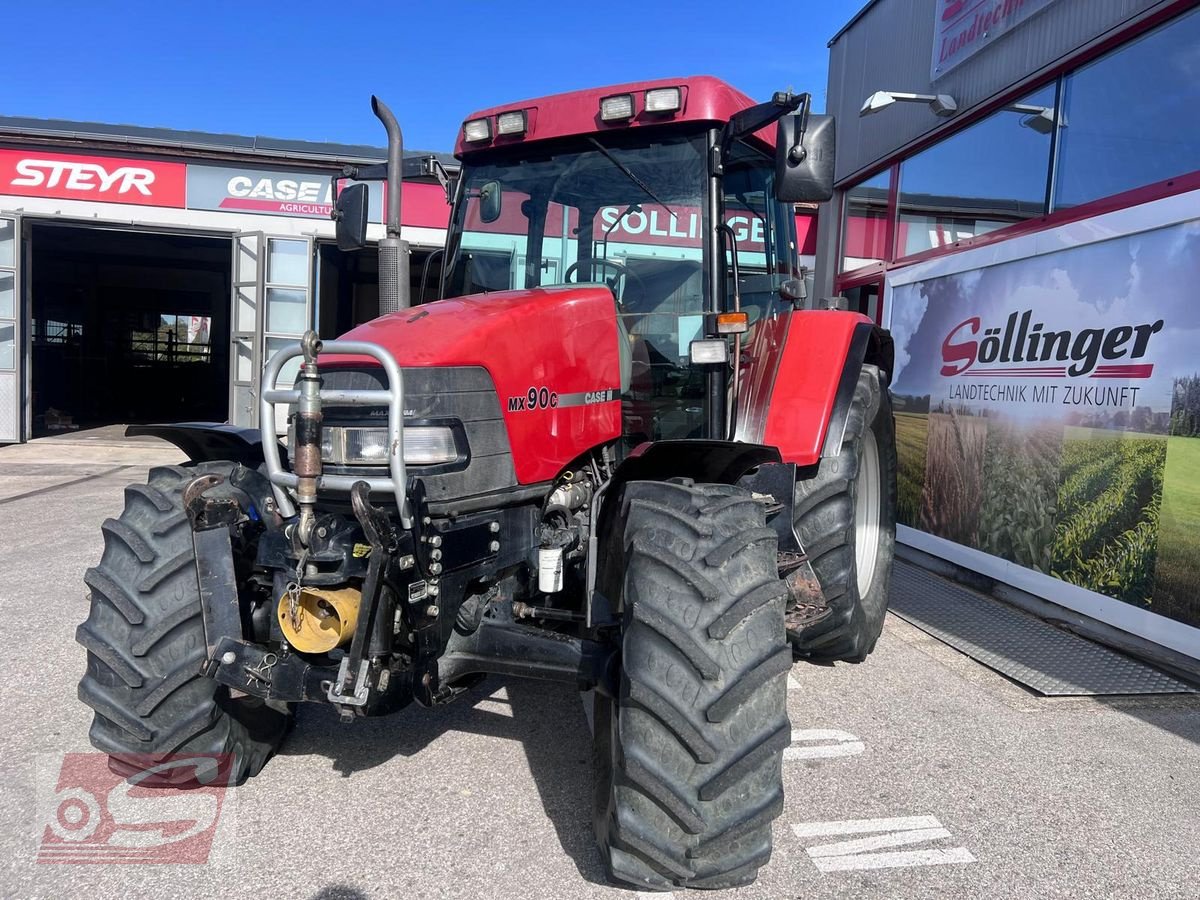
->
[126, 423, 269, 467]
[737, 311, 893, 467]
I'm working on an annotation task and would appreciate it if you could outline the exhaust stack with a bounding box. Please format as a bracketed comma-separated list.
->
[371, 95, 411, 313]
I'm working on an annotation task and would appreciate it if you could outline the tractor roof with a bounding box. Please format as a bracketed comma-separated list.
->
[454, 75, 772, 157]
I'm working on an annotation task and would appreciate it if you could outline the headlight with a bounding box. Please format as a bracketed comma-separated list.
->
[291, 425, 460, 466]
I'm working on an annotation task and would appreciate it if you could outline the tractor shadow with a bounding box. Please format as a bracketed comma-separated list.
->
[278, 676, 611, 885]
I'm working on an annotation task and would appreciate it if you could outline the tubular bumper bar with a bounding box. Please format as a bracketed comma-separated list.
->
[259, 339, 413, 529]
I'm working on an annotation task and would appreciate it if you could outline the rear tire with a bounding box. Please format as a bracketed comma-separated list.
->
[77, 463, 289, 784]
[789, 365, 897, 663]
[594, 480, 790, 890]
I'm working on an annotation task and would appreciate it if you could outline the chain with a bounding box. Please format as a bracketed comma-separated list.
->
[286, 549, 308, 632]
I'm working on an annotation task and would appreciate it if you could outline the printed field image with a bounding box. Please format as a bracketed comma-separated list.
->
[919, 411, 987, 548]
[895, 411, 928, 527]
[1155, 435, 1200, 627]
[1050, 428, 1167, 607]
[978, 421, 1062, 573]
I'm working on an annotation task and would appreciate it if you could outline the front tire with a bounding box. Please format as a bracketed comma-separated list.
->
[77, 463, 289, 784]
[789, 364, 897, 663]
[594, 480, 791, 890]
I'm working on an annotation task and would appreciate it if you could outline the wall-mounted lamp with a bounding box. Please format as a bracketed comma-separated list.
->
[1005, 103, 1060, 135]
[859, 90, 959, 118]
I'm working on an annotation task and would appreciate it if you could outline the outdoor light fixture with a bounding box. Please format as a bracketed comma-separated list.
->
[462, 118, 492, 142]
[644, 86, 682, 113]
[1006, 103, 1060, 135]
[496, 110, 528, 136]
[600, 94, 635, 121]
[860, 90, 958, 117]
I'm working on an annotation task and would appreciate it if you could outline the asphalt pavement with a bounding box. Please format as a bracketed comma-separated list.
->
[2, 433, 1198, 900]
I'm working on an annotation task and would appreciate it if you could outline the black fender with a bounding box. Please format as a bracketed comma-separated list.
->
[821, 323, 894, 459]
[126, 423, 270, 467]
[589, 440, 788, 625]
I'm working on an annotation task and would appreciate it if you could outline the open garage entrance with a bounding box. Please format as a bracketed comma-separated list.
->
[28, 224, 230, 435]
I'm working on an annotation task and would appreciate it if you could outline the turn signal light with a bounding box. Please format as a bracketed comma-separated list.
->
[716, 312, 749, 334]
[463, 118, 492, 142]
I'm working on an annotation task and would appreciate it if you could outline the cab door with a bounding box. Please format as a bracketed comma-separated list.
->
[229, 232, 314, 430]
[0, 215, 21, 442]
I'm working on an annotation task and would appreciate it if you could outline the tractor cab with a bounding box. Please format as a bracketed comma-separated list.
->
[442, 114, 799, 444]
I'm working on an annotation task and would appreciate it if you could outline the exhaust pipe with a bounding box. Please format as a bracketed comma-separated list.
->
[371, 95, 411, 313]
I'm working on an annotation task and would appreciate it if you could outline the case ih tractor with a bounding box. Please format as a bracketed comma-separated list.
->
[77, 77, 896, 890]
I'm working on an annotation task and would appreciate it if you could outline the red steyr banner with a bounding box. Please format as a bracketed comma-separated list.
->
[0, 148, 186, 208]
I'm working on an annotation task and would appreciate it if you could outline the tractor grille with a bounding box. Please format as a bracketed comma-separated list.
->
[319, 365, 517, 502]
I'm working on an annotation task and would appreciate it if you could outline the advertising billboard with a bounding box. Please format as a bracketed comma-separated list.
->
[888, 218, 1200, 633]
[0, 149, 187, 208]
[932, 0, 1062, 78]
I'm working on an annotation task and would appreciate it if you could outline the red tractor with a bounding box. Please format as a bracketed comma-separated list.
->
[77, 77, 896, 890]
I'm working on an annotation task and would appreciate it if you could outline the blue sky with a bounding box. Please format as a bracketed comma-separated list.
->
[2, 0, 863, 153]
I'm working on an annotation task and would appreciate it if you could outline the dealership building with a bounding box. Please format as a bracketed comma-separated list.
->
[0, 118, 456, 441]
[817, 0, 1200, 661]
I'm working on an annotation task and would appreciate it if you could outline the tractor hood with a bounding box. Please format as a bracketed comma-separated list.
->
[324, 286, 625, 484]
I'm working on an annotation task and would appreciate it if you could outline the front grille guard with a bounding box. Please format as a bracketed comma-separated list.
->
[259, 339, 413, 530]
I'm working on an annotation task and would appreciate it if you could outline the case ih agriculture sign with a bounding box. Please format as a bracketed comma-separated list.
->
[933, 0, 1062, 78]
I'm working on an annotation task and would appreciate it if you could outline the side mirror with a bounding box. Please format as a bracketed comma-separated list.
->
[776, 114, 835, 203]
[479, 180, 503, 223]
[333, 182, 369, 251]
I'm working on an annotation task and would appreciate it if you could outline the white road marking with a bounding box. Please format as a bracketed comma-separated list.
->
[784, 728, 864, 761]
[792, 816, 976, 873]
[787, 673, 802, 690]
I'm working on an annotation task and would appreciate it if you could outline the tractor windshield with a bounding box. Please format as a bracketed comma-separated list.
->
[444, 130, 711, 441]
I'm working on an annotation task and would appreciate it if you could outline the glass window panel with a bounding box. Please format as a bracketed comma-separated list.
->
[897, 84, 1054, 257]
[0, 323, 13, 370]
[236, 284, 257, 332]
[1055, 8, 1200, 208]
[0, 219, 13, 268]
[840, 171, 891, 272]
[234, 337, 253, 382]
[267, 239, 308, 285]
[265, 287, 308, 334]
[265, 337, 302, 388]
[0, 272, 13, 318]
[236, 235, 258, 282]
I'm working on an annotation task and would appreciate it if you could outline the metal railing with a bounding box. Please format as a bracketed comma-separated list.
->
[258, 339, 412, 529]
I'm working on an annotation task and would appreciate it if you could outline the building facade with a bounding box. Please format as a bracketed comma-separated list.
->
[817, 0, 1200, 659]
[0, 117, 454, 441]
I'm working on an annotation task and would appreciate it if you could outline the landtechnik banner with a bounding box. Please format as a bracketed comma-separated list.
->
[888, 218, 1200, 631]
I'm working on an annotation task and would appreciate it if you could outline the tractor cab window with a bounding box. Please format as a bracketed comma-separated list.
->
[444, 131, 711, 441]
[721, 142, 799, 332]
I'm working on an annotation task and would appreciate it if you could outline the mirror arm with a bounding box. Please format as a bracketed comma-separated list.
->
[788, 94, 813, 164]
[719, 91, 806, 166]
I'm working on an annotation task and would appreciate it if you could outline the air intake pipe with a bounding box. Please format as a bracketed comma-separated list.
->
[371, 95, 411, 313]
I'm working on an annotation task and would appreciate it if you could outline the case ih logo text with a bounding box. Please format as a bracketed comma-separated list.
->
[941, 310, 1162, 379]
[219, 175, 336, 216]
[0, 150, 186, 208]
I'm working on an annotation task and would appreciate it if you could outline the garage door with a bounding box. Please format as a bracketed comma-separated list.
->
[0, 215, 20, 442]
